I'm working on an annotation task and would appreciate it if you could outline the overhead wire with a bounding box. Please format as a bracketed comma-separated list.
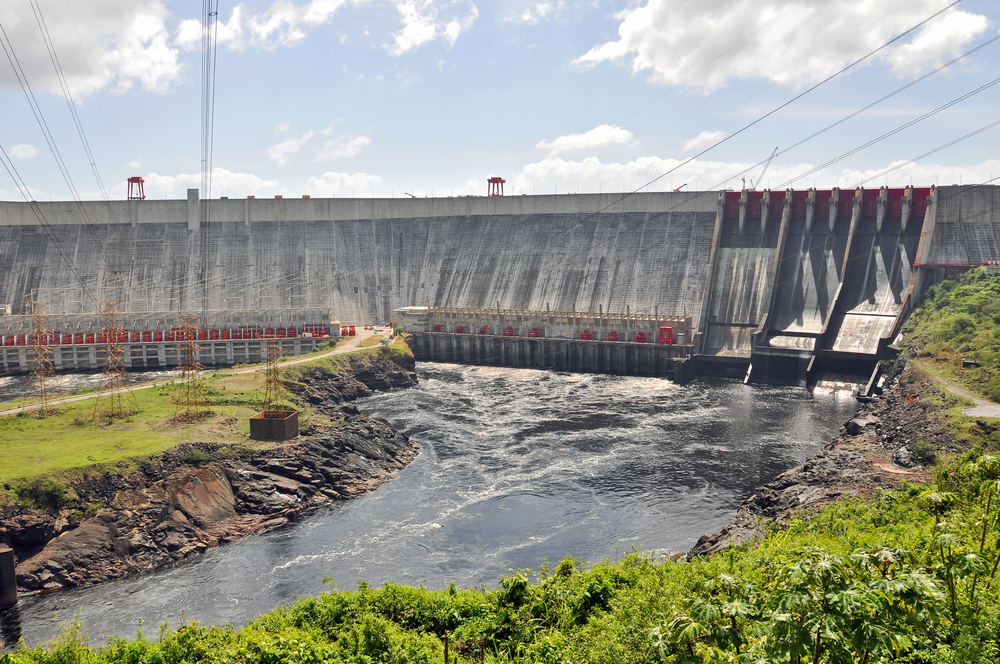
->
[0, 15, 121, 298]
[492, 0, 966, 303]
[28, 0, 137, 298]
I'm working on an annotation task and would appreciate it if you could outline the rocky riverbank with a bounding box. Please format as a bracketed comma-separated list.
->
[1, 352, 419, 594]
[688, 358, 958, 557]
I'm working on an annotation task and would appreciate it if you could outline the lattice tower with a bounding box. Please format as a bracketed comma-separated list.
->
[174, 314, 209, 422]
[94, 299, 138, 420]
[258, 333, 289, 415]
[24, 301, 60, 418]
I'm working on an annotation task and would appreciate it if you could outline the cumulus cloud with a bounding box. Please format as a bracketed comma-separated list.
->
[177, 0, 359, 51]
[535, 124, 638, 158]
[7, 144, 39, 160]
[574, 0, 988, 91]
[504, 1, 565, 25]
[836, 158, 1000, 189]
[76, 168, 282, 200]
[514, 154, 1000, 195]
[177, 0, 477, 55]
[386, 0, 479, 55]
[314, 135, 372, 162]
[682, 130, 726, 153]
[125, 159, 143, 170]
[305, 171, 384, 196]
[0, 0, 181, 96]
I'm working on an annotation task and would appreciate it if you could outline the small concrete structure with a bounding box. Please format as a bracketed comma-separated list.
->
[250, 410, 299, 441]
[0, 545, 17, 607]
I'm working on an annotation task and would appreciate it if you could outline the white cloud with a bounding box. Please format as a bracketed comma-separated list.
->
[266, 124, 370, 165]
[535, 124, 638, 158]
[7, 144, 39, 160]
[77, 168, 282, 200]
[504, 1, 565, 25]
[682, 130, 726, 153]
[314, 135, 372, 161]
[386, 0, 479, 55]
[274, 121, 292, 136]
[266, 124, 334, 165]
[514, 154, 1000, 195]
[836, 158, 1000, 189]
[177, 0, 359, 51]
[0, 0, 181, 96]
[177, 0, 477, 55]
[125, 159, 143, 170]
[574, 0, 988, 91]
[515, 155, 787, 193]
[305, 171, 384, 196]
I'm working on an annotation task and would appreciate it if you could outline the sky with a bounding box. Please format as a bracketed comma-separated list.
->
[1, 0, 999, 201]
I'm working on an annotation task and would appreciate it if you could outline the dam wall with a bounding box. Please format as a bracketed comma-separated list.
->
[1, 185, 996, 383]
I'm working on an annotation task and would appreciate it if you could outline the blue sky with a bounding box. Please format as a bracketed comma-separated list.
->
[1, 0, 999, 201]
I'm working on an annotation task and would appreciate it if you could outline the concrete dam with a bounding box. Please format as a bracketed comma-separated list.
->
[1, 184, 997, 384]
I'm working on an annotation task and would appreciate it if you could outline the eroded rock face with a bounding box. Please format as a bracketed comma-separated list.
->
[6, 352, 419, 594]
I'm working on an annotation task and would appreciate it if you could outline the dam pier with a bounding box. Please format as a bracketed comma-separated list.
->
[1, 185, 998, 385]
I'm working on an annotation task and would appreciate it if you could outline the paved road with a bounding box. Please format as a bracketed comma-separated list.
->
[925, 372, 1000, 418]
[0, 329, 379, 417]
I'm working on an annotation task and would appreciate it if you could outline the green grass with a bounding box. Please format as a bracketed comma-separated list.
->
[0, 336, 402, 484]
[357, 334, 384, 348]
[903, 268, 1000, 403]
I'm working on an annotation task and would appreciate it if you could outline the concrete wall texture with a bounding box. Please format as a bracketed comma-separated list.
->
[0, 186, 996, 373]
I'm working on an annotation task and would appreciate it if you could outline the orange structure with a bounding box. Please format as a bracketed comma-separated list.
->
[127, 176, 145, 200]
[487, 177, 505, 196]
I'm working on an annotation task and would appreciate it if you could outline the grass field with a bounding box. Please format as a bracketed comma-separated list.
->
[0, 335, 411, 484]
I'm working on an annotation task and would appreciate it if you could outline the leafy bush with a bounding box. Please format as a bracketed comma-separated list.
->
[913, 438, 938, 465]
[182, 449, 209, 465]
[14, 478, 77, 512]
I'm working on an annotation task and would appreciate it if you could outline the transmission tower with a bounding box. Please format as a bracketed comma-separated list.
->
[93, 299, 138, 420]
[24, 301, 60, 418]
[173, 314, 209, 422]
[258, 332, 289, 415]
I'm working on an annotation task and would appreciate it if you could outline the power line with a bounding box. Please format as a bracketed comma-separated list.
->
[494, 0, 964, 286]
[775, 75, 1000, 189]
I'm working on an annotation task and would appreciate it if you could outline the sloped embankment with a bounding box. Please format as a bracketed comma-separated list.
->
[2, 352, 418, 594]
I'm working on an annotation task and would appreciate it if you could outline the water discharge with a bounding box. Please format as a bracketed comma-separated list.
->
[2, 363, 857, 646]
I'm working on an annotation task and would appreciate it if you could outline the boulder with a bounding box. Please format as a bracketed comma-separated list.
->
[16, 521, 125, 590]
[163, 465, 236, 529]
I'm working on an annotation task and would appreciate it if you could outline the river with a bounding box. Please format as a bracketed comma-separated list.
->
[1, 363, 857, 647]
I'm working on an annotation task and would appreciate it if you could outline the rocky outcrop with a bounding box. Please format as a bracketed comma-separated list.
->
[7, 352, 419, 594]
[688, 363, 954, 558]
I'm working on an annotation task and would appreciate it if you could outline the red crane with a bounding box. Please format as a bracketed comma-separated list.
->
[487, 177, 505, 196]
[127, 176, 145, 200]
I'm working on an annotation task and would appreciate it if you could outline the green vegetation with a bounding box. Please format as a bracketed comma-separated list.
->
[358, 334, 385, 348]
[181, 449, 210, 465]
[11, 273, 1000, 662]
[0, 336, 410, 486]
[904, 268, 1000, 401]
[9, 456, 1000, 662]
[13, 478, 77, 513]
